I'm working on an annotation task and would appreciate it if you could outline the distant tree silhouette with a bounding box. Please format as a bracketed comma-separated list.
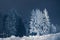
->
[0, 9, 26, 37]
[16, 16, 26, 37]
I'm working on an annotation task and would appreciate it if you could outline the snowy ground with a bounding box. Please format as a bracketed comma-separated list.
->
[0, 33, 60, 40]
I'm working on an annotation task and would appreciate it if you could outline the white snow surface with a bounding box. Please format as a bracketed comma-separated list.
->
[0, 33, 60, 40]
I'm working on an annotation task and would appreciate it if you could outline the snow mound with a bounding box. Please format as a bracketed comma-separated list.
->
[0, 33, 60, 40]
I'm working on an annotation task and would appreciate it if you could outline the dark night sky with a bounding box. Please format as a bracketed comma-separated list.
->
[0, 0, 60, 32]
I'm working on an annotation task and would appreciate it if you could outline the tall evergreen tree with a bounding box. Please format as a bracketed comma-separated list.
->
[29, 9, 56, 36]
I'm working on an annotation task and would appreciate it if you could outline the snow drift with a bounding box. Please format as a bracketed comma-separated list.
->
[0, 33, 60, 40]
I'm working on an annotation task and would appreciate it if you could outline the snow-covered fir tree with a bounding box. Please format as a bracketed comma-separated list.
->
[29, 8, 56, 36]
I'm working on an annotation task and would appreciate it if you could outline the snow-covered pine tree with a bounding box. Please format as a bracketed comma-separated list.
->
[29, 9, 38, 35]
[5, 10, 17, 36]
[29, 9, 45, 35]
[51, 24, 56, 33]
[43, 9, 56, 34]
[29, 8, 56, 36]
[42, 9, 50, 35]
